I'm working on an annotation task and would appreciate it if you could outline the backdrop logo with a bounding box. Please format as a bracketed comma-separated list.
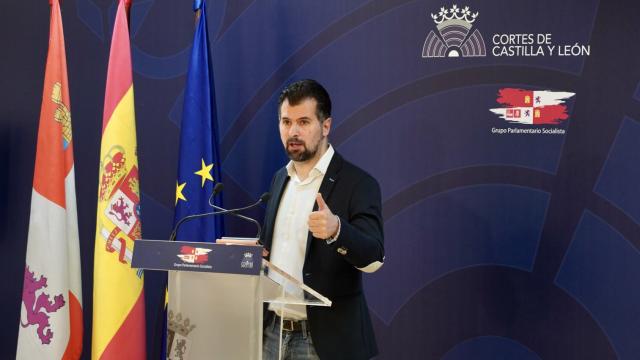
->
[491, 88, 575, 125]
[177, 246, 212, 264]
[422, 5, 486, 58]
[490, 88, 575, 135]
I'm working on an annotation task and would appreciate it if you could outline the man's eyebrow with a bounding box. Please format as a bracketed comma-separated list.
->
[280, 116, 312, 121]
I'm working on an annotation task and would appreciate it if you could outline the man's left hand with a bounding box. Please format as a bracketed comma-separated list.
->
[308, 193, 339, 240]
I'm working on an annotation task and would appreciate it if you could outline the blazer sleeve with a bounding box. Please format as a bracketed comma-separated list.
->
[332, 174, 385, 270]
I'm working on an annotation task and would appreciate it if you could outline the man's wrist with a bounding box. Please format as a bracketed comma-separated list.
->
[325, 215, 341, 244]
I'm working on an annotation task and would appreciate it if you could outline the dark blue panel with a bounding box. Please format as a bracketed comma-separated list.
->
[337, 86, 568, 199]
[129, 0, 153, 37]
[220, 92, 286, 198]
[212, 0, 369, 137]
[140, 191, 174, 240]
[442, 336, 541, 360]
[594, 117, 640, 225]
[212, 0, 597, 140]
[132, 240, 261, 275]
[286, 0, 594, 128]
[76, 0, 104, 41]
[131, 45, 191, 80]
[365, 185, 548, 324]
[556, 211, 640, 359]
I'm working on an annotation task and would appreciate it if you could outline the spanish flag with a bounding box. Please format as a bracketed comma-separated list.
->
[16, 0, 82, 358]
[92, 0, 146, 358]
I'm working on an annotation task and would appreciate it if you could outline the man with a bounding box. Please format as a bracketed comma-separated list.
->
[261, 79, 385, 360]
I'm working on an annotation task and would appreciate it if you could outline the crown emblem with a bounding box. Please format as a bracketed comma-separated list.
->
[241, 252, 254, 269]
[422, 4, 486, 58]
[431, 5, 478, 25]
[99, 146, 127, 201]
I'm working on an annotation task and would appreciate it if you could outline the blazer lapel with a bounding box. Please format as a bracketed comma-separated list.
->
[265, 169, 290, 252]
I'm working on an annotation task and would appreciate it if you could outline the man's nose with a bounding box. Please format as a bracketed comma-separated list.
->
[288, 123, 300, 136]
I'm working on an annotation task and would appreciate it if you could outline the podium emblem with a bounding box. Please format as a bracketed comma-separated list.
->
[168, 310, 196, 360]
[177, 246, 212, 264]
[240, 252, 254, 269]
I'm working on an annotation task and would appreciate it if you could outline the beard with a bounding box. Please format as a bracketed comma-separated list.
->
[285, 137, 322, 162]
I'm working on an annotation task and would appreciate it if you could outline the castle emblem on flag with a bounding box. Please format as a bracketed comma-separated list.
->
[20, 266, 66, 345]
[422, 4, 486, 58]
[51, 82, 72, 149]
[490, 88, 575, 125]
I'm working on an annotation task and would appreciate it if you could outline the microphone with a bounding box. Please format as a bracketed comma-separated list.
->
[208, 183, 270, 238]
[169, 184, 270, 241]
[210, 182, 224, 201]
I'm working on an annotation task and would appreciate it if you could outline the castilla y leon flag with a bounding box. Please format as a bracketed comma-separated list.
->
[92, 0, 145, 359]
[490, 88, 575, 125]
[16, 0, 83, 359]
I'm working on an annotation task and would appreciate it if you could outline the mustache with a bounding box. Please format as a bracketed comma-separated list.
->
[286, 138, 305, 145]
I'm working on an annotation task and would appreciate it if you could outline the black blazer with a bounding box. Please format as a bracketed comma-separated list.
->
[261, 152, 384, 360]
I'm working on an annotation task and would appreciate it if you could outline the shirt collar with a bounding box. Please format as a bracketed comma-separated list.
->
[286, 144, 335, 180]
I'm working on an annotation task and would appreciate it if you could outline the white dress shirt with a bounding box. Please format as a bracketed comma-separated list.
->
[268, 146, 335, 320]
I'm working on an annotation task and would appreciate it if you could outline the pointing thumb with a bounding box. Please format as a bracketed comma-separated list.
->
[316, 193, 327, 210]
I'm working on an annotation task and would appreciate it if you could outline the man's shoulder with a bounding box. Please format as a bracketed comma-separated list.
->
[275, 166, 289, 177]
[333, 152, 378, 185]
[265, 166, 290, 192]
[270, 165, 289, 181]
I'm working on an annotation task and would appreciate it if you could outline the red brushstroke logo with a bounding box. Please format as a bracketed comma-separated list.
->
[490, 88, 575, 125]
[177, 246, 212, 264]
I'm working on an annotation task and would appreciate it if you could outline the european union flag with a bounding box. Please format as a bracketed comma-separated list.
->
[157, 1, 222, 358]
[173, 0, 223, 243]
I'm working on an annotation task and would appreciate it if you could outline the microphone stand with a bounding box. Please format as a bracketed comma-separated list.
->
[170, 189, 269, 241]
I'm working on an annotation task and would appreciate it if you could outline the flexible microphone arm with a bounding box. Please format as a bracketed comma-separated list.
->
[169, 208, 235, 241]
[209, 202, 262, 238]
[169, 184, 270, 241]
[208, 185, 270, 238]
[170, 182, 225, 241]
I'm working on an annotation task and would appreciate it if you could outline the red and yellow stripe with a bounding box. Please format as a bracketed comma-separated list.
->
[92, 0, 145, 359]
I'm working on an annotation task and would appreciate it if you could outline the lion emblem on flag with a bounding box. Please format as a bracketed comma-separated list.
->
[21, 266, 66, 344]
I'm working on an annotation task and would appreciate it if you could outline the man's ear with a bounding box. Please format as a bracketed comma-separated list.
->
[323, 117, 332, 136]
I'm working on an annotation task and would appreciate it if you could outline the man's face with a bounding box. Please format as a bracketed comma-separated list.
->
[279, 98, 331, 163]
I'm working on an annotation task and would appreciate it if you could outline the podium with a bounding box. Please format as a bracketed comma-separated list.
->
[132, 239, 331, 360]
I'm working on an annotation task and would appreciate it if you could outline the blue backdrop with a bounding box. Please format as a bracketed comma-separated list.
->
[2, 0, 640, 358]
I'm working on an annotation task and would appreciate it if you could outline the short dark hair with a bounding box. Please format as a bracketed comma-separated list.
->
[278, 79, 332, 121]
